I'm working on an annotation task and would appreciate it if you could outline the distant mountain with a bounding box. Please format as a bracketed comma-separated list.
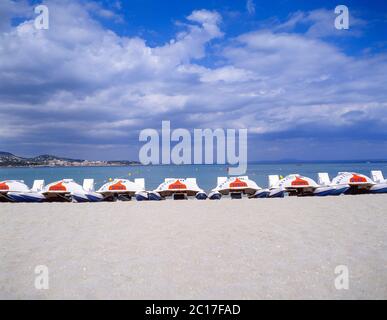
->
[0, 151, 140, 167]
[31, 154, 83, 162]
[0, 151, 15, 156]
[0, 151, 28, 165]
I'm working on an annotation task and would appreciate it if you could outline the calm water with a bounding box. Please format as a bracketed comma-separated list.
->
[1, 163, 387, 192]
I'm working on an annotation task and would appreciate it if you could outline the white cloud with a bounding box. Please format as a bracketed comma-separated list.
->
[0, 0, 31, 32]
[200, 66, 257, 83]
[273, 9, 366, 38]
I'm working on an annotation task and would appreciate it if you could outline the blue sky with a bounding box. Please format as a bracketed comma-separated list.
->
[0, 0, 387, 161]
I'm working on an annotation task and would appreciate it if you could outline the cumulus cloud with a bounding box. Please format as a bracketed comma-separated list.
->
[0, 0, 31, 32]
[0, 0, 386, 160]
[273, 8, 366, 38]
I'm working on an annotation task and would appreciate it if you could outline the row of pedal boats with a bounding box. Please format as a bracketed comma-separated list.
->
[1, 171, 387, 203]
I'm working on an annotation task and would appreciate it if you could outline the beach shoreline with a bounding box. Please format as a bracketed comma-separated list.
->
[1, 195, 386, 299]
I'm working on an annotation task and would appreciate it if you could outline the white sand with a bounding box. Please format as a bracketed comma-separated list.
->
[0, 195, 386, 300]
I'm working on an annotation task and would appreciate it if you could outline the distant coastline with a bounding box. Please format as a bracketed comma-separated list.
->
[0, 151, 140, 168]
[1, 150, 386, 168]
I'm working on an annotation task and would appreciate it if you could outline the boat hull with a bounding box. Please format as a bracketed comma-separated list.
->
[116, 194, 132, 201]
[252, 189, 270, 198]
[208, 192, 222, 200]
[6, 192, 45, 203]
[370, 183, 387, 194]
[268, 188, 285, 198]
[135, 191, 149, 201]
[195, 192, 208, 200]
[344, 185, 372, 195]
[331, 185, 350, 196]
[148, 191, 162, 201]
[314, 185, 349, 196]
[71, 192, 104, 203]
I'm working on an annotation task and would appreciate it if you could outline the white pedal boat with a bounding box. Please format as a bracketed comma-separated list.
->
[270, 174, 335, 197]
[152, 178, 207, 200]
[0, 180, 45, 202]
[209, 176, 269, 200]
[43, 179, 103, 202]
[330, 172, 375, 195]
[97, 178, 146, 201]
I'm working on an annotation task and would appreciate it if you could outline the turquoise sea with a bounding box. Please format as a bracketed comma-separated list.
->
[1, 162, 387, 192]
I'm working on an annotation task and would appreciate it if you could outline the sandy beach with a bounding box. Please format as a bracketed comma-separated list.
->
[0, 195, 386, 300]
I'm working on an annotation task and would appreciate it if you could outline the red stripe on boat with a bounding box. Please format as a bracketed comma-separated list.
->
[229, 178, 248, 188]
[109, 181, 127, 191]
[168, 180, 187, 189]
[291, 177, 309, 186]
[49, 182, 67, 191]
[350, 174, 367, 183]
[0, 182, 9, 191]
